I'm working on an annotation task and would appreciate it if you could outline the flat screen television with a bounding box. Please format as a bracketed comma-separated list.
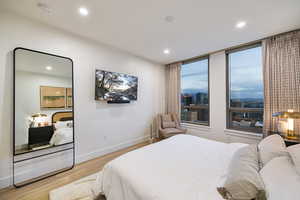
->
[95, 69, 138, 102]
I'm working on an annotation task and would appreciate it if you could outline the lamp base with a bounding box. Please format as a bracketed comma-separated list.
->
[286, 130, 299, 140]
[286, 135, 299, 140]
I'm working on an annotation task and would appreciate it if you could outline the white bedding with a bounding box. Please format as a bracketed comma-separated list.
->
[50, 127, 73, 145]
[99, 134, 247, 200]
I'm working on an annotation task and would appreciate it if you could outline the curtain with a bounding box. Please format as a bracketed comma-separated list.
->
[263, 30, 300, 134]
[165, 62, 182, 117]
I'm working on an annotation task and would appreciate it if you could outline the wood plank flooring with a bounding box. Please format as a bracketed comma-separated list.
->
[0, 141, 150, 200]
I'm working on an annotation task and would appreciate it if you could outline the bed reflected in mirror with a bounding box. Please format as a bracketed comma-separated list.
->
[14, 48, 74, 155]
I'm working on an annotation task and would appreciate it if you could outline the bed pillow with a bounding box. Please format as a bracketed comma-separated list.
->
[217, 144, 266, 200]
[287, 144, 300, 175]
[260, 156, 300, 200]
[55, 120, 72, 129]
[66, 121, 73, 128]
[258, 134, 288, 167]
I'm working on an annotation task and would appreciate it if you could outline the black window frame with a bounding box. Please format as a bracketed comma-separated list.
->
[180, 56, 210, 126]
[226, 43, 263, 133]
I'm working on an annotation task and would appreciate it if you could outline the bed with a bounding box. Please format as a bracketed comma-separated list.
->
[50, 111, 74, 146]
[98, 134, 247, 200]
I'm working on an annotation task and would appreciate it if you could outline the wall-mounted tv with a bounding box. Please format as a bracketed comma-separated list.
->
[95, 69, 138, 102]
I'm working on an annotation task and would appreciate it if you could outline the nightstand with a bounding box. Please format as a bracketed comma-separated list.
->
[28, 125, 54, 148]
[265, 131, 300, 147]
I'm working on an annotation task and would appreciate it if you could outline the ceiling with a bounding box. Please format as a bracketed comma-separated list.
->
[1, 0, 300, 64]
[15, 48, 72, 78]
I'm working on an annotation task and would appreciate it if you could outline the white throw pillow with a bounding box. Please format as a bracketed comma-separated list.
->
[260, 156, 300, 200]
[217, 145, 266, 200]
[258, 134, 288, 167]
[287, 144, 300, 175]
[55, 120, 72, 129]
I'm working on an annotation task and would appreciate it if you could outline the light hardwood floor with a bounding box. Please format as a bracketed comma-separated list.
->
[0, 141, 150, 200]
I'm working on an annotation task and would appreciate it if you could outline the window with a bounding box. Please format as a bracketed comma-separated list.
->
[181, 57, 209, 125]
[227, 44, 263, 133]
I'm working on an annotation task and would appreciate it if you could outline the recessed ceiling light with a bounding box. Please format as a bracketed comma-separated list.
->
[79, 7, 89, 16]
[165, 16, 175, 23]
[46, 66, 53, 71]
[163, 49, 170, 55]
[236, 21, 247, 29]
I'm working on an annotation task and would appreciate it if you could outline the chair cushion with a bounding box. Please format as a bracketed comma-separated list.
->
[160, 128, 185, 137]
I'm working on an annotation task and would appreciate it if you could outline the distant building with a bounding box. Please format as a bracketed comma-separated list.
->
[196, 93, 208, 105]
[231, 98, 264, 108]
[181, 94, 193, 106]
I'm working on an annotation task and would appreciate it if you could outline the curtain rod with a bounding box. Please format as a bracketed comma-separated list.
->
[167, 28, 300, 65]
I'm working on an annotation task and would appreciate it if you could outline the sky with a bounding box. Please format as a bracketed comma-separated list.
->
[181, 58, 208, 93]
[181, 46, 263, 100]
[229, 46, 263, 99]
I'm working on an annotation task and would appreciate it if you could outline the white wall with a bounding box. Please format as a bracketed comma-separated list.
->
[182, 51, 263, 144]
[15, 71, 72, 147]
[0, 12, 165, 188]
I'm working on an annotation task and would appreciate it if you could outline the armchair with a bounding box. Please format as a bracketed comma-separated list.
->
[157, 113, 187, 139]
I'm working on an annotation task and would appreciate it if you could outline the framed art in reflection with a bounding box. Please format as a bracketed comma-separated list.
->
[40, 86, 66, 109]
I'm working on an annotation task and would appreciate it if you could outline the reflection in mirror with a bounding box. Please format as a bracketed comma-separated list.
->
[14, 49, 73, 155]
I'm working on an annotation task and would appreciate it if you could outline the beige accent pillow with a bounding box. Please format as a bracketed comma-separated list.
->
[217, 145, 266, 200]
[287, 144, 300, 175]
[161, 114, 176, 128]
[162, 121, 176, 128]
[162, 114, 172, 122]
[258, 134, 288, 167]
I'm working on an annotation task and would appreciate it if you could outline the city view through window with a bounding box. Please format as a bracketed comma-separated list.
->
[181, 58, 209, 125]
[180, 45, 263, 132]
[228, 45, 264, 133]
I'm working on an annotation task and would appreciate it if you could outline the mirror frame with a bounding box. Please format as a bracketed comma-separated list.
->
[13, 47, 75, 187]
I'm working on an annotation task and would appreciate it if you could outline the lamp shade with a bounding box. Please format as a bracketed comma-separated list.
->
[31, 113, 47, 118]
[272, 111, 300, 119]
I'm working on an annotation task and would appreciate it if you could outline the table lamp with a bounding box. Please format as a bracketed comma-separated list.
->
[272, 109, 300, 139]
[30, 113, 48, 127]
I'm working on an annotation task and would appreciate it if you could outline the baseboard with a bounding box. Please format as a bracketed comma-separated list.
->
[181, 123, 211, 132]
[0, 175, 12, 189]
[0, 136, 149, 189]
[224, 129, 262, 140]
[76, 135, 149, 163]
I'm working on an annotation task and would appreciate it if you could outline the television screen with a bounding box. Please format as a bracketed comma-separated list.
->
[95, 69, 138, 101]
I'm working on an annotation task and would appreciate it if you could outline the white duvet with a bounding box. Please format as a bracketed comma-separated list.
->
[50, 127, 73, 146]
[99, 134, 247, 200]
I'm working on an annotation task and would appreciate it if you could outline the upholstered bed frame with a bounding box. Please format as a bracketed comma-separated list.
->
[52, 111, 73, 123]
